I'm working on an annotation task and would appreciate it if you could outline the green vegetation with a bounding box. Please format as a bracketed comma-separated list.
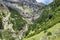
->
[24, 0, 60, 39]
[47, 32, 52, 36]
[0, 4, 4, 7]
[8, 8, 27, 31]
[0, 18, 3, 29]
[23, 23, 60, 40]
[0, 0, 60, 40]
[0, 13, 3, 29]
[0, 30, 15, 40]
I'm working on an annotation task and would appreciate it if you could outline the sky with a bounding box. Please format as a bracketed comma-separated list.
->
[36, 0, 53, 5]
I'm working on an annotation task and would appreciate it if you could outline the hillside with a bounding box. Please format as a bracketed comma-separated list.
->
[23, 0, 60, 40]
[0, 0, 60, 40]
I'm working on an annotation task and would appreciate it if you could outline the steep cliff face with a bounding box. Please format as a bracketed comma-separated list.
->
[3, 0, 45, 9]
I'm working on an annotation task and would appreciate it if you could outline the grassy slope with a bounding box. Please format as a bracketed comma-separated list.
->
[23, 23, 60, 40]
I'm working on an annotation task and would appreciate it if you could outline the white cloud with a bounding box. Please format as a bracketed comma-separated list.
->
[36, 0, 53, 5]
[36, 0, 44, 3]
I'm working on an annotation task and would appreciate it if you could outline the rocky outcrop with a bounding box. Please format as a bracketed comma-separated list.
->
[0, 3, 15, 32]
[3, 0, 45, 9]
[0, 0, 45, 22]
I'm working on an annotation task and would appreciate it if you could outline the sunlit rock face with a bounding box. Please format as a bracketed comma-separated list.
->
[2, 0, 45, 9]
[19, 0, 45, 9]
[3, 0, 19, 2]
[0, 0, 3, 3]
[26, 0, 37, 3]
[3, 0, 37, 3]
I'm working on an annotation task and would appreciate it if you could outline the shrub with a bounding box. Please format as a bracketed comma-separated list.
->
[47, 32, 52, 36]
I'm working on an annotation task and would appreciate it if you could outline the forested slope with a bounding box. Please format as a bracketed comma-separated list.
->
[23, 0, 60, 40]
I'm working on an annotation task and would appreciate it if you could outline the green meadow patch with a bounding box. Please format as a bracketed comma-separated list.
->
[23, 23, 60, 40]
